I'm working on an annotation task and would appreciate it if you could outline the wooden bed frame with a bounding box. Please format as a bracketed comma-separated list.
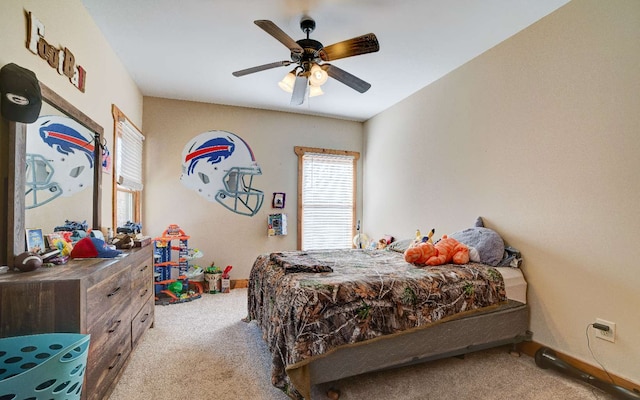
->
[248, 250, 531, 399]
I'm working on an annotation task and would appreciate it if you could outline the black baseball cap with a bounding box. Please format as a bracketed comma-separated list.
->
[0, 63, 42, 123]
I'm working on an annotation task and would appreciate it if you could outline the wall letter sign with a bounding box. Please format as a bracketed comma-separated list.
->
[26, 11, 87, 92]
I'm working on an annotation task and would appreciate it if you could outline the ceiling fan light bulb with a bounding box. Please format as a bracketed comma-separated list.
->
[278, 80, 293, 93]
[278, 71, 296, 93]
[309, 85, 324, 97]
[309, 64, 328, 86]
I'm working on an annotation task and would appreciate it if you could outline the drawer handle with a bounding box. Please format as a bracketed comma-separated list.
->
[139, 264, 149, 272]
[140, 313, 150, 323]
[108, 352, 123, 370]
[107, 286, 121, 298]
[108, 319, 122, 333]
[139, 288, 149, 298]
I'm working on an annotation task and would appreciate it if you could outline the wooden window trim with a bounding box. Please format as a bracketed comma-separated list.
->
[111, 104, 143, 229]
[294, 146, 360, 250]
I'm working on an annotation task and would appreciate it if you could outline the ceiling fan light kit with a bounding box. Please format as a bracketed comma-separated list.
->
[309, 85, 323, 98]
[277, 69, 297, 93]
[309, 64, 328, 86]
[233, 16, 379, 106]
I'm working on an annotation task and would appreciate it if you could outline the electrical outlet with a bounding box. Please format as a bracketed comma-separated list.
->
[595, 318, 616, 343]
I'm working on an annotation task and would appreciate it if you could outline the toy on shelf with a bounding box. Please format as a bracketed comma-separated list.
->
[153, 224, 204, 305]
[54, 219, 88, 232]
[117, 220, 142, 234]
[53, 220, 89, 243]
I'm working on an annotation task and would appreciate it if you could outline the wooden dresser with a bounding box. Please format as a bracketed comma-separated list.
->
[0, 246, 154, 400]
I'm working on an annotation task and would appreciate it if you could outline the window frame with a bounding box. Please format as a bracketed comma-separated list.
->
[294, 146, 360, 250]
[111, 104, 143, 230]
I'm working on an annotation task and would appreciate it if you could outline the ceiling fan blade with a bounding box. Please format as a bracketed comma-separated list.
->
[232, 60, 292, 77]
[291, 75, 308, 105]
[319, 33, 379, 61]
[322, 64, 371, 93]
[254, 20, 304, 55]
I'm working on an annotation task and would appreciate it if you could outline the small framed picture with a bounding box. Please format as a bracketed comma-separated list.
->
[26, 228, 45, 254]
[272, 192, 286, 209]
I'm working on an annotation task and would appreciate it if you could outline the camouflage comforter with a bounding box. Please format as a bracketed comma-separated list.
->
[247, 249, 507, 399]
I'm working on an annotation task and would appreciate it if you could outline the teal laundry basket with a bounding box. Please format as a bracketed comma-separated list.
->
[0, 333, 90, 400]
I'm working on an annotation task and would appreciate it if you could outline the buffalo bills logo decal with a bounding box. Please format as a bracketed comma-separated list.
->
[184, 136, 235, 175]
[39, 120, 95, 167]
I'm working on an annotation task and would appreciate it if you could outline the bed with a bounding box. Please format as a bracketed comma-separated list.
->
[247, 248, 530, 399]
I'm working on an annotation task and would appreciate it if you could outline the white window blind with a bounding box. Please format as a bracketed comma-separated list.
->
[302, 152, 354, 250]
[115, 118, 144, 191]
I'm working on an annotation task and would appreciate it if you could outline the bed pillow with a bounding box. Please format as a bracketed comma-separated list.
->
[386, 239, 413, 253]
[449, 226, 504, 266]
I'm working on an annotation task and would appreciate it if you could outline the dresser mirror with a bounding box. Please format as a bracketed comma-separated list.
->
[6, 82, 103, 263]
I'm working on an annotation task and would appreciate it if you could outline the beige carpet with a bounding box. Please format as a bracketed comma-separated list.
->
[109, 289, 615, 400]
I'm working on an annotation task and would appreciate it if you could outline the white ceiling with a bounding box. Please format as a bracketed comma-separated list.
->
[81, 0, 569, 122]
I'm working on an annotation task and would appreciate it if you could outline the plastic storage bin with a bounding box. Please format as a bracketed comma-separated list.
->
[0, 333, 90, 400]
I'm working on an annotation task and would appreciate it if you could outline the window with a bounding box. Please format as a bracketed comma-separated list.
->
[295, 146, 359, 250]
[111, 105, 144, 229]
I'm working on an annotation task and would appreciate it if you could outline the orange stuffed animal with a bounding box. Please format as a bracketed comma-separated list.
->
[404, 241, 437, 265]
[425, 235, 470, 266]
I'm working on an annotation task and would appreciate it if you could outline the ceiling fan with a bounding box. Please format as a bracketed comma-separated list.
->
[232, 16, 379, 105]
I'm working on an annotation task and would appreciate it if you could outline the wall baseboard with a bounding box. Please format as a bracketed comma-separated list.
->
[231, 279, 248, 289]
[203, 286, 639, 393]
[517, 341, 639, 394]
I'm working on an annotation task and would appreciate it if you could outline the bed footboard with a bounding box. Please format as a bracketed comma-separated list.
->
[306, 300, 530, 386]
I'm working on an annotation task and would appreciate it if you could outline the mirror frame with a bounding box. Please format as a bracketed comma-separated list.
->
[6, 81, 103, 266]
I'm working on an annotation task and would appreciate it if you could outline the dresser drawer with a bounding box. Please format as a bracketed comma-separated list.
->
[87, 299, 131, 358]
[130, 260, 153, 314]
[132, 299, 154, 348]
[131, 259, 153, 283]
[85, 323, 131, 400]
[86, 266, 131, 330]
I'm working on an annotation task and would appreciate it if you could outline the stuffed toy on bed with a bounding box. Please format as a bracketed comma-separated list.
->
[449, 217, 505, 266]
[404, 241, 437, 264]
[425, 235, 470, 265]
[404, 235, 469, 266]
[413, 228, 435, 245]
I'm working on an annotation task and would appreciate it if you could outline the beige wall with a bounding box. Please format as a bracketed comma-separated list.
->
[363, 0, 639, 384]
[0, 0, 143, 237]
[142, 97, 363, 279]
[2, 0, 637, 386]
